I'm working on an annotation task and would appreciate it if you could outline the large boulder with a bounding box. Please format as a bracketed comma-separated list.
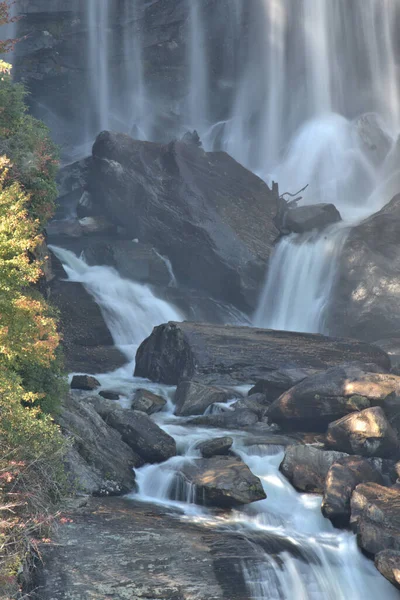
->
[326, 407, 400, 458]
[279, 445, 348, 494]
[321, 456, 385, 527]
[134, 322, 390, 386]
[88, 398, 176, 463]
[330, 194, 400, 341]
[268, 366, 400, 431]
[88, 132, 278, 312]
[57, 394, 140, 496]
[283, 203, 341, 234]
[174, 380, 235, 417]
[375, 550, 400, 590]
[175, 456, 266, 507]
[351, 483, 400, 555]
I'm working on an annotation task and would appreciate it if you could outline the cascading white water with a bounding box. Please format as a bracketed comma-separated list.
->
[87, 0, 110, 134]
[187, 0, 209, 131]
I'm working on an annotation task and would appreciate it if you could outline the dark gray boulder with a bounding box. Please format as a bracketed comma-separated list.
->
[375, 550, 400, 589]
[134, 322, 390, 386]
[322, 456, 385, 527]
[351, 483, 400, 555]
[131, 389, 167, 415]
[176, 456, 266, 507]
[284, 204, 341, 234]
[57, 394, 140, 496]
[196, 437, 233, 458]
[89, 131, 278, 312]
[71, 375, 100, 391]
[248, 368, 317, 402]
[268, 366, 400, 431]
[280, 445, 348, 494]
[232, 397, 270, 420]
[326, 407, 400, 458]
[174, 380, 235, 417]
[99, 390, 120, 401]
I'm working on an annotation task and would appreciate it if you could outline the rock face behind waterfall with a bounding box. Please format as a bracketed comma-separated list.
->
[88, 131, 278, 312]
[134, 321, 390, 386]
[331, 194, 400, 341]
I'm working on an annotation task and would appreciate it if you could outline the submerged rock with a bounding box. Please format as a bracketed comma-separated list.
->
[177, 456, 266, 507]
[280, 445, 348, 494]
[131, 389, 167, 415]
[174, 380, 234, 417]
[134, 322, 390, 386]
[322, 456, 385, 527]
[196, 437, 233, 458]
[326, 407, 400, 459]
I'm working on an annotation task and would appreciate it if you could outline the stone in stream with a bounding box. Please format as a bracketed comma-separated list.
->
[174, 379, 235, 417]
[175, 456, 266, 508]
[70, 375, 100, 391]
[131, 388, 167, 415]
[189, 409, 259, 430]
[283, 203, 342, 234]
[56, 394, 140, 496]
[134, 322, 390, 386]
[232, 396, 270, 420]
[375, 550, 400, 590]
[321, 456, 385, 528]
[196, 437, 233, 458]
[350, 483, 400, 555]
[88, 397, 176, 463]
[326, 407, 400, 459]
[268, 366, 400, 431]
[99, 390, 120, 400]
[279, 445, 348, 494]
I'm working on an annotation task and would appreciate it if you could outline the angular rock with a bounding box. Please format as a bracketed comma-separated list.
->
[233, 397, 269, 420]
[268, 366, 400, 431]
[284, 203, 342, 234]
[71, 375, 100, 391]
[248, 368, 317, 402]
[375, 550, 400, 589]
[174, 380, 234, 417]
[189, 409, 259, 430]
[177, 456, 266, 507]
[322, 456, 385, 527]
[196, 437, 233, 458]
[326, 407, 400, 459]
[134, 322, 390, 386]
[89, 398, 176, 463]
[57, 394, 139, 496]
[131, 389, 167, 415]
[280, 445, 348, 494]
[351, 483, 400, 555]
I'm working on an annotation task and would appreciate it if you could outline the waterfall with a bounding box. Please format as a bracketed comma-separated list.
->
[187, 0, 209, 132]
[87, 0, 111, 134]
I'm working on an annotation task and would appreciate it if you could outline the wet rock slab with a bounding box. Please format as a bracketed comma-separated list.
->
[375, 550, 400, 589]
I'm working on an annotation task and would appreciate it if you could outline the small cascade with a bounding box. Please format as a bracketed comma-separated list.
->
[49, 246, 182, 360]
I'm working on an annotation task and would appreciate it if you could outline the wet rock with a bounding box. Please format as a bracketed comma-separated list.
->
[178, 456, 266, 507]
[375, 550, 400, 589]
[131, 389, 167, 415]
[196, 437, 233, 458]
[284, 203, 342, 234]
[89, 398, 176, 463]
[350, 483, 400, 555]
[78, 216, 115, 235]
[90, 131, 278, 312]
[374, 339, 400, 371]
[174, 380, 234, 417]
[280, 445, 348, 494]
[326, 407, 400, 459]
[268, 366, 400, 431]
[56, 394, 139, 496]
[134, 322, 390, 386]
[354, 113, 392, 167]
[189, 409, 259, 430]
[99, 390, 120, 401]
[322, 456, 385, 527]
[71, 375, 100, 391]
[233, 397, 269, 419]
[248, 368, 317, 402]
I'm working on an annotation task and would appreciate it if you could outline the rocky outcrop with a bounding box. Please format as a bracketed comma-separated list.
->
[196, 437, 233, 458]
[283, 203, 342, 234]
[322, 456, 385, 527]
[268, 366, 400, 431]
[350, 483, 400, 555]
[279, 445, 348, 494]
[70, 375, 100, 391]
[135, 322, 390, 386]
[375, 550, 400, 589]
[326, 407, 400, 458]
[330, 194, 400, 341]
[131, 389, 167, 415]
[174, 380, 235, 417]
[176, 456, 266, 507]
[56, 394, 140, 496]
[88, 398, 176, 463]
